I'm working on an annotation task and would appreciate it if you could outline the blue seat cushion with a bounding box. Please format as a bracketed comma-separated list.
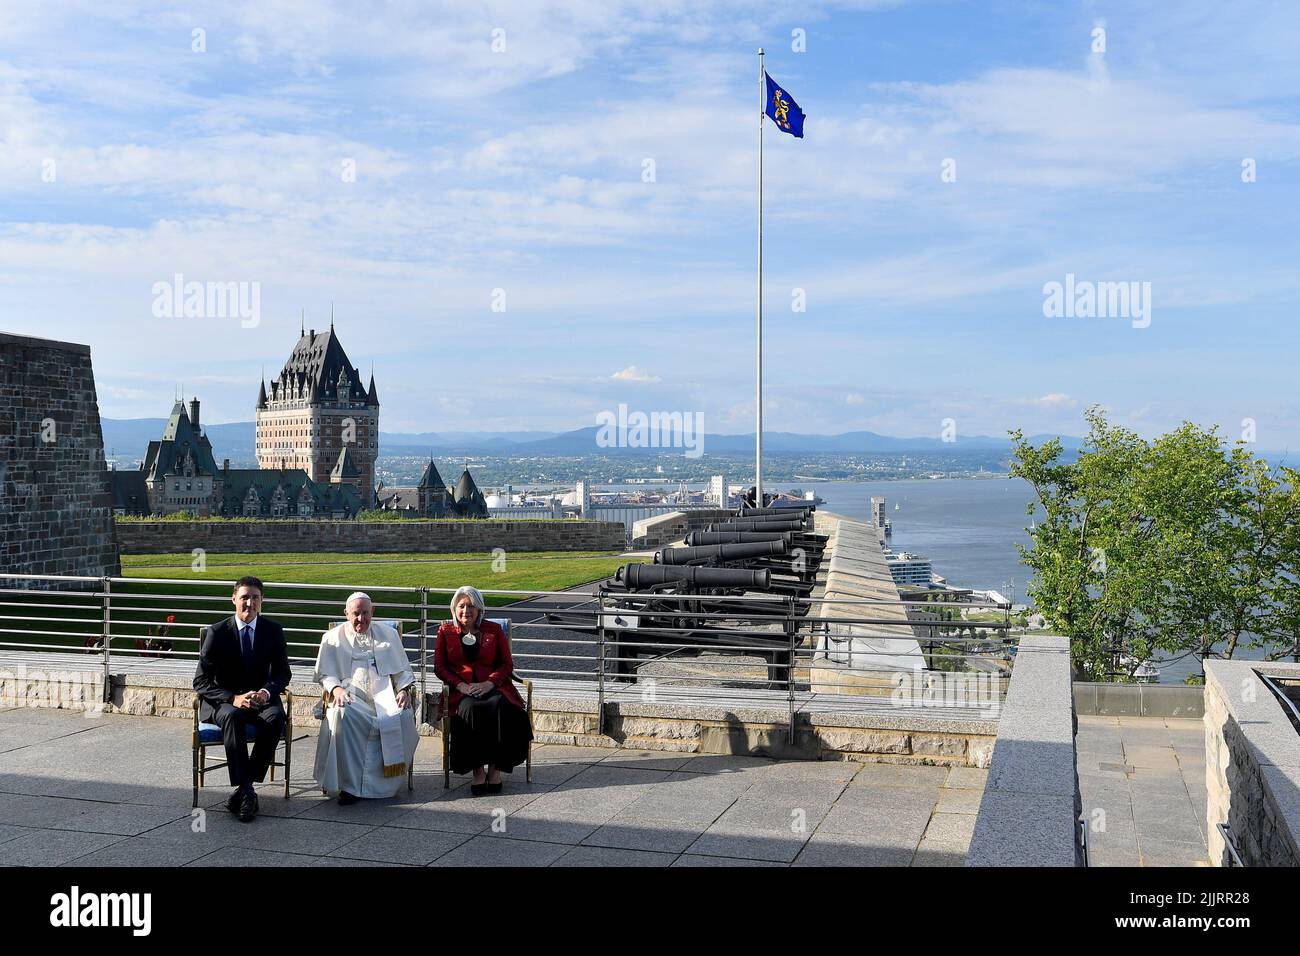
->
[197, 722, 280, 746]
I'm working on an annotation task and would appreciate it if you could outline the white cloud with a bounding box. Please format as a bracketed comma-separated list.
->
[1032, 393, 1079, 410]
[610, 366, 661, 384]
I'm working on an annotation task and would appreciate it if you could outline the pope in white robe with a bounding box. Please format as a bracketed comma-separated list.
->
[313, 593, 419, 802]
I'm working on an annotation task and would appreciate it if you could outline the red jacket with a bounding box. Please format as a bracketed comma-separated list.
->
[434, 618, 525, 714]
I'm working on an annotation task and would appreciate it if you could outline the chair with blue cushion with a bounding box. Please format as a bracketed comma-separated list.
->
[191, 690, 294, 808]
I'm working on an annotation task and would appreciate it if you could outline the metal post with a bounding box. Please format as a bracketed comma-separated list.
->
[755, 47, 765, 508]
[418, 587, 428, 723]
[786, 596, 796, 742]
[596, 588, 607, 736]
[100, 577, 112, 703]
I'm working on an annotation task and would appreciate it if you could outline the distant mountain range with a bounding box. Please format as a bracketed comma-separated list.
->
[99, 417, 1087, 462]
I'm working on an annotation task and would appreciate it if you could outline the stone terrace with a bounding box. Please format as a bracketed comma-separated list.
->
[1075, 715, 1210, 867]
[0, 708, 987, 867]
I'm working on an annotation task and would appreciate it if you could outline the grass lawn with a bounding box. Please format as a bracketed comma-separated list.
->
[2, 551, 639, 658]
[122, 550, 632, 593]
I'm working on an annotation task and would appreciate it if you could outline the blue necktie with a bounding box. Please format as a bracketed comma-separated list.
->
[240, 625, 253, 665]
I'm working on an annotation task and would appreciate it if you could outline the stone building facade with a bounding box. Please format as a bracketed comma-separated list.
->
[140, 398, 222, 515]
[256, 322, 377, 506]
[129, 396, 361, 519]
[0, 331, 121, 577]
[215, 464, 361, 519]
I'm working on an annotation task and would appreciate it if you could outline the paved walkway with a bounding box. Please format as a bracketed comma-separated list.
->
[1075, 715, 1209, 867]
[0, 707, 986, 867]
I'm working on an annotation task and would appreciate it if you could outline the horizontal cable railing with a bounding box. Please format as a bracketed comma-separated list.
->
[0, 573, 1014, 729]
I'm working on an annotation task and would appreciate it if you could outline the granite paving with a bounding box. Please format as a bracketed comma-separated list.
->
[0, 708, 985, 866]
[1076, 715, 1209, 867]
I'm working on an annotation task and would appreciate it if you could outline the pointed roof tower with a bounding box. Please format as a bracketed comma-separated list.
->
[418, 459, 446, 491]
[453, 467, 488, 517]
[270, 325, 365, 404]
[453, 467, 478, 502]
[331, 446, 362, 483]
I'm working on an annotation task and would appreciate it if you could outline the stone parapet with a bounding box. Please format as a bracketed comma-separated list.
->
[114, 518, 625, 555]
[967, 634, 1080, 867]
[1205, 660, 1300, 866]
[0, 666, 995, 766]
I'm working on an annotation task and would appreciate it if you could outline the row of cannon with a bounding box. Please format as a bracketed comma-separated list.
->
[549, 504, 828, 683]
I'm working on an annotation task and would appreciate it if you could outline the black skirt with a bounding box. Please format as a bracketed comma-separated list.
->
[449, 689, 533, 775]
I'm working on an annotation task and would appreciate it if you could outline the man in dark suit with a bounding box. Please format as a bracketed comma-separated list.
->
[193, 576, 292, 822]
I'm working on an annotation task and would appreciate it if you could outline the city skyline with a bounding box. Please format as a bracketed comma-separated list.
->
[3, 2, 1298, 444]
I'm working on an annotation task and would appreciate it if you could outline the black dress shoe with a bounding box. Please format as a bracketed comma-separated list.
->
[469, 783, 489, 797]
[337, 791, 358, 806]
[485, 782, 503, 795]
[238, 791, 258, 822]
[226, 790, 242, 814]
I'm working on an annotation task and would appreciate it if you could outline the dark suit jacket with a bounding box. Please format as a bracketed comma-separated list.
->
[433, 619, 525, 713]
[193, 616, 292, 723]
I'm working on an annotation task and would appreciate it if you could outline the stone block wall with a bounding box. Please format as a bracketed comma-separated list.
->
[0, 331, 121, 578]
[1205, 660, 1300, 866]
[114, 518, 625, 555]
[631, 510, 733, 548]
[494, 697, 995, 765]
[1, 665, 997, 767]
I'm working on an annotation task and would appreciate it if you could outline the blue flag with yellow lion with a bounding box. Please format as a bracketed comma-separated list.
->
[764, 72, 805, 138]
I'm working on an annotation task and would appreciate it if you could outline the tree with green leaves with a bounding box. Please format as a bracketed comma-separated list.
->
[1009, 407, 1300, 681]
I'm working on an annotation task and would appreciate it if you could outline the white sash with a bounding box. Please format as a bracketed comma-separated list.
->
[373, 682, 407, 778]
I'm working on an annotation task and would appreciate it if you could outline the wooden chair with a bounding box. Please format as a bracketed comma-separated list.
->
[440, 617, 533, 788]
[191, 690, 292, 808]
[319, 620, 415, 794]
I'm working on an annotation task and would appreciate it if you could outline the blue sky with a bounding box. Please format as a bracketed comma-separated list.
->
[2, 1, 1298, 449]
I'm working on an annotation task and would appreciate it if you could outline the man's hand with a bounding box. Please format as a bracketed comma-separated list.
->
[466, 681, 493, 697]
[249, 689, 270, 706]
[331, 687, 351, 707]
[395, 688, 409, 710]
[233, 692, 254, 709]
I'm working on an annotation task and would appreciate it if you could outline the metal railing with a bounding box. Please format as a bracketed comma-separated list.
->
[0, 572, 1016, 732]
[1217, 823, 1245, 867]
[1257, 672, 1300, 731]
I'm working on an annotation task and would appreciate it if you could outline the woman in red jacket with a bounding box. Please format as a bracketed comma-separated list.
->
[434, 585, 532, 796]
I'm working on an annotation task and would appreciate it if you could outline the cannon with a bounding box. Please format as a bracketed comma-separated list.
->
[597, 564, 798, 684]
[619, 563, 770, 591]
[739, 505, 814, 518]
[685, 530, 825, 561]
[729, 510, 810, 523]
[685, 530, 792, 546]
[708, 518, 805, 533]
[655, 542, 789, 565]
[655, 541, 818, 595]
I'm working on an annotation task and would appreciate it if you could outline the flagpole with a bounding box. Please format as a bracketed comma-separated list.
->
[755, 47, 765, 510]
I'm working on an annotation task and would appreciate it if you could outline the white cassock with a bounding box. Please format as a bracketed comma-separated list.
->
[313, 621, 419, 799]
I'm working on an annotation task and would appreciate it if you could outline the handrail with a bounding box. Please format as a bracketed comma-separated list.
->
[1258, 672, 1300, 728]
[0, 572, 1015, 723]
[1217, 823, 1245, 867]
